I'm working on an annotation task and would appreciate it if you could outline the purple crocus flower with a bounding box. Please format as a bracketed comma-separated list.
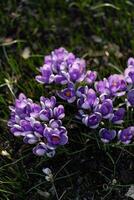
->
[130, 126, 134, 134]
[43, 126, 68, 147]
[10, 119, 33, 137]
[44, 55, 52, 64]
[33, 142, 50, 156]
[99, 128, 116, 143]
[85, 89, 99, 109]
[15, 93, 27, 108]
[54, 72, 69, 85]
[19, 120, 33, 135]
[57, 83, 76, 103]
[118, 127, 133, 144]
[33, 121, 44, 137]
[124, 66, 134, 84]
[53, 105, 65, 119]
[40, 96, 56, 109]
[52, 47, 68, 65]
[77, 88, 99, 109]
[49, 119, 62, 129]
[95, 99, 113, 119]
[51, 48, 70, 73]
[76, 86, 87, 97]
[10, 125, 24, 136]
[108, 74, 126, 96]
[23, 133, 38, 144]
[85, 70, 97, 84]
[8, 94, 68, 157]
[39, 108, 53, 121]
[127, 89, 134, 106]
[110, 108, 125, 124]
[30, 103, 41, 118]
[95, 78, 109, 95]
[35, 64, 55, 84]
[66, 52, 76, 65]
[127, 57, 134, 67]
[13, 93, 32, 119]
[82, 112, 102, 129]
[69, 58, 86, 82]
[129, 71, 134, 83]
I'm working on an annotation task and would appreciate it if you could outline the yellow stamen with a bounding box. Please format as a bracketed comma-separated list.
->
[65, 91, 71, 97]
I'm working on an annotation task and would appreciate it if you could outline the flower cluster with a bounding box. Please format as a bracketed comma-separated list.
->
[8, 48, 134, 157]
[35, 47, 97, 103]
[95, 74, 126, 98]
[76, 84, 126, 127]
[35, 48, 134, 145]
[76, 56, 134, 143]
[8, 93, 68, 156]
[99, 126, 134, 144]
[35, 47, 86, 85]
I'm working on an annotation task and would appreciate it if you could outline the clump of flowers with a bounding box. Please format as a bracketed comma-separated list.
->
[8, 48, 134, 157]
[8, 93, 68, 156]
[35, 47, 97, 103]
[35, 47, 86, 85]
[76, 57, 134, 144]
